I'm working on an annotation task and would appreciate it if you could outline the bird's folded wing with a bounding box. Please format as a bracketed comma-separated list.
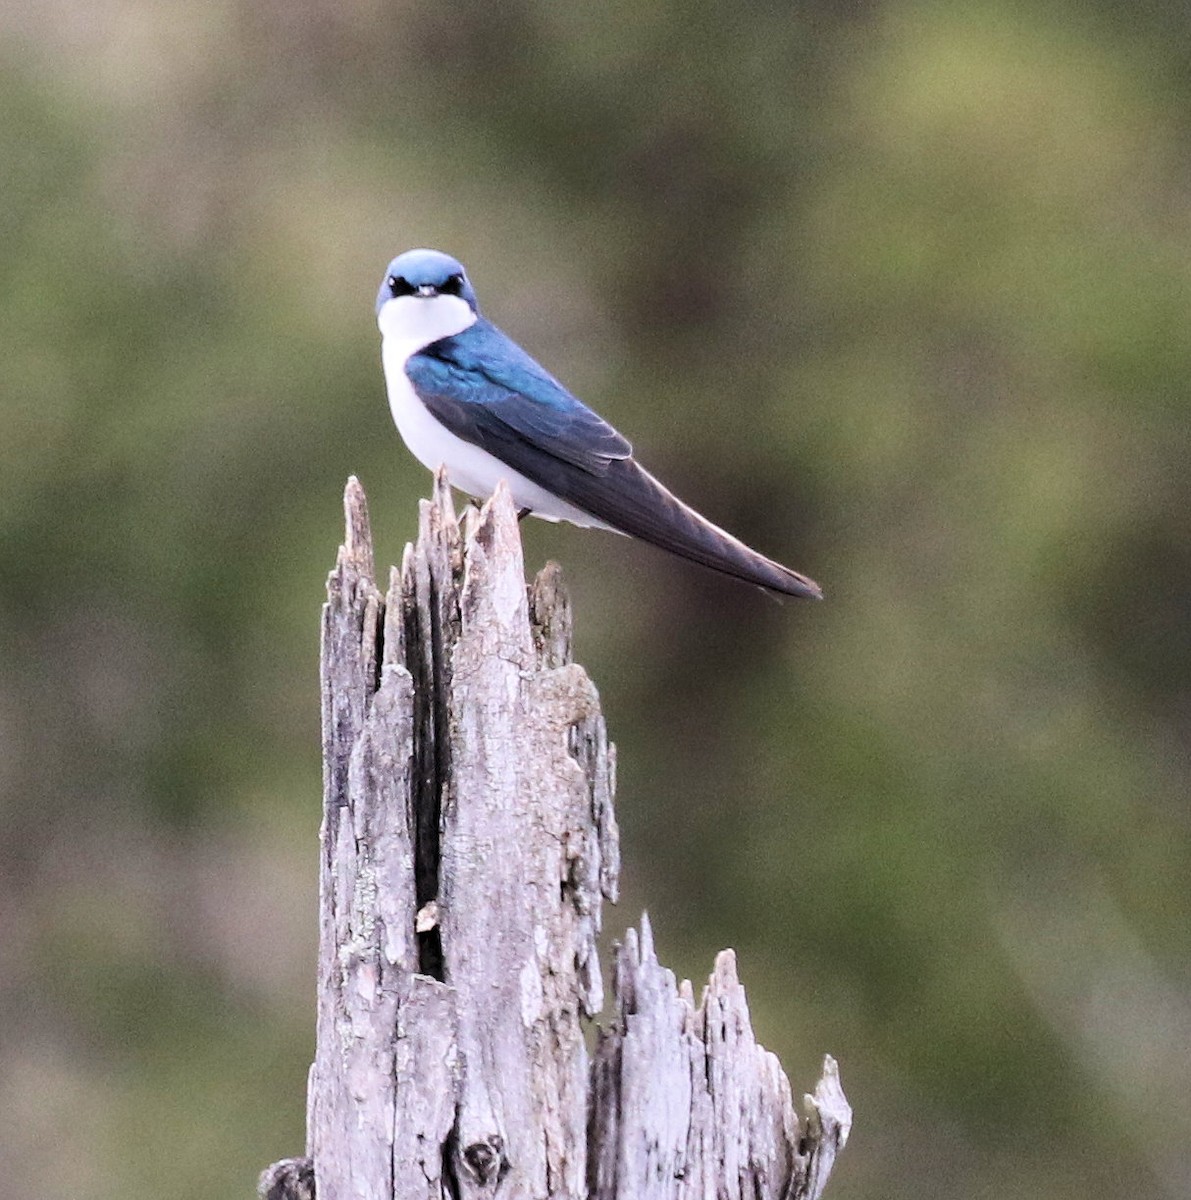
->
[406, 320, 821, 598]
[406, 319, 632, 477]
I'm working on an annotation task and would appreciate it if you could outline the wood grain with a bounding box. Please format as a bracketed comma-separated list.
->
[259, 474, 849, 1200]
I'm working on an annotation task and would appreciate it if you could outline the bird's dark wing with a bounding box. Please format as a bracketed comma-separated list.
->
[406, 319, 631, 476]
[407, 319, 822, 599]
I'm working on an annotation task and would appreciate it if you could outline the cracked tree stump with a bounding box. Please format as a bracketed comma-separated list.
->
[258, 473, 851, 1200]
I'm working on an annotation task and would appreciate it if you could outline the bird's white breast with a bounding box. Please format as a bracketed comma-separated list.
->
[378, 293, 477, 360]
[378, 295, 613, 529]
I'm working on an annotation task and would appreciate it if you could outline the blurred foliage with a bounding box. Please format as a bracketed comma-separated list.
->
[2, 2, 1190, 1198]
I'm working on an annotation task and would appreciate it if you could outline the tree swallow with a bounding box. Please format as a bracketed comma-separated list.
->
[376, 248, 822, 599]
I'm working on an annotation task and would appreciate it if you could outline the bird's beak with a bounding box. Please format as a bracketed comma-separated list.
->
[416, 284, 437, 298]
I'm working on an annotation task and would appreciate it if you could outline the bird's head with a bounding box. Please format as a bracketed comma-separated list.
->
[376, 249, 479, 318]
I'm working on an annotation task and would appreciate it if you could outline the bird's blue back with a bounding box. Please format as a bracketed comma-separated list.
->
[405, 318, 631, 476]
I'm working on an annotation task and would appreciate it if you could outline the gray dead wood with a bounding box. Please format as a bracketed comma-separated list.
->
[259, 473, 851, 1200]
[589, 920, 851, 1200]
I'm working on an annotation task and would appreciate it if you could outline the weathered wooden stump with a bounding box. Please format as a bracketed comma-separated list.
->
[259, 473, 850, 1200]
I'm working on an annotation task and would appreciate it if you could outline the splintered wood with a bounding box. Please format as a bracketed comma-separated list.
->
[260, 472, 850, 1200]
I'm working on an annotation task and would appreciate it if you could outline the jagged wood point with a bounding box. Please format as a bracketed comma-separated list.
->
[260, 471, 851, 1200]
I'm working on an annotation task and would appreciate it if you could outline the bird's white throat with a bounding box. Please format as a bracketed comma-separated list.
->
[377, 294, 477, 361]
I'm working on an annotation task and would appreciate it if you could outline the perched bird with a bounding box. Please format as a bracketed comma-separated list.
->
[376, 248, 822, 599]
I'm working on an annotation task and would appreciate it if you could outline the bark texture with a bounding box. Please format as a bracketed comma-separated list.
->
[589, 920, 851, 1200]
[260, 473, 850, 1200]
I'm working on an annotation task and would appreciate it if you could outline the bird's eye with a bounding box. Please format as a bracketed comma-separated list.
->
[440, 273, 464, 297]
[388, 275, 415, 297]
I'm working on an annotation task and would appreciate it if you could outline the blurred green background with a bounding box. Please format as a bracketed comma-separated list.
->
[3, 1, 1190, 1197]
